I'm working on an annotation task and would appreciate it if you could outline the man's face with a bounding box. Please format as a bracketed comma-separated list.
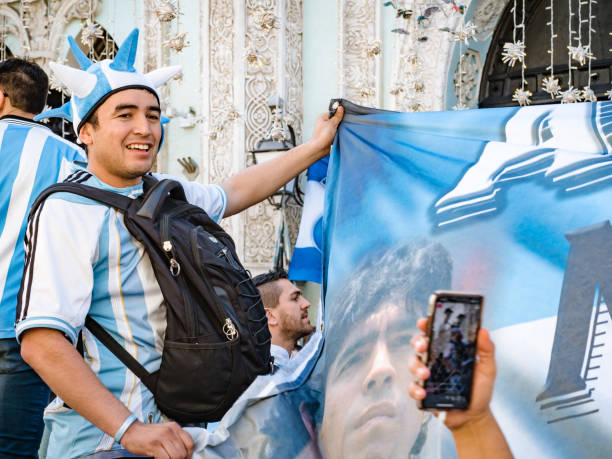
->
[271, 279, 314, 341]
[80, 89, 161, 188]
[321, 303, 423, 459]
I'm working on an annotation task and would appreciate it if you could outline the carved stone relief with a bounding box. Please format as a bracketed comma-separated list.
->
[284, 0, 302, 143]
[143, 0, 163, 74]
[391, 0, 469, 112]
[143, 0, 172, 173]
[473, 0, 508, 40]
[0, 5, 22, 55]
[282, 0, 303, 260]
[242, 0, 304, 269]
[337, 0, 381, 107]
[209, 0, 238, 179]
[0, 0, 101, 70]
[208, 0, 241, 242]
[244, 0, 280, 266]
[334, 0, 497, 113]
[453, 48, 481, 108]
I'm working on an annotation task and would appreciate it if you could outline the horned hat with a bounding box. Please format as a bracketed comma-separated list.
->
[35, 28, 181, 136]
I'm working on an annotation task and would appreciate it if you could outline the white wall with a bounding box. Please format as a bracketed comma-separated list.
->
[303, 0, 337, 140]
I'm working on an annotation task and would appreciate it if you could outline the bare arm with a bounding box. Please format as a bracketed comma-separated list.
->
[409, 321, 513, 459]
[449, 408, 511, 459]
[221, 108, 343, 217]
[21, 328, 193, 458]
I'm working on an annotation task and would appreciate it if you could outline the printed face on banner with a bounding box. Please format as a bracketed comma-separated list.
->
[320, 242, 453, 458]
[321, 303, 422, 458]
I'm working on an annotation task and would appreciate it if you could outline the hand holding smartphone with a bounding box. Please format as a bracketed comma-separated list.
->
[409, 303, 513, 458]
[418, 291, 483, 410]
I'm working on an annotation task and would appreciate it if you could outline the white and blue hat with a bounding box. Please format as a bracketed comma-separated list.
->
[35, 28, 181, 136]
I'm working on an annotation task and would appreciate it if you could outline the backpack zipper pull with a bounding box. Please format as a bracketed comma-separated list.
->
[162, 240, 181, 277]
[223, 318, 238, 340]
[220, 247, 241, 271]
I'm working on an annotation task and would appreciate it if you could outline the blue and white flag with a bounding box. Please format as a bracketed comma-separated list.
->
[288, 157, 328, 283]
[193, 100, 612, 458]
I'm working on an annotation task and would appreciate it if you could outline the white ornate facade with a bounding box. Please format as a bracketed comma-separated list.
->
[0, 0, 304, 273]
[334, 0, 509, 112]
[337, 0, 382, 107]
[0, 0, 511, 272]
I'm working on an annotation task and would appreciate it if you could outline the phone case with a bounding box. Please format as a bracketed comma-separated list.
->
[418, 291, 484, 411]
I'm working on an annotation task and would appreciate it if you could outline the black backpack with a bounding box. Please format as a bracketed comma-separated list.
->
[28, 175, 272, 422]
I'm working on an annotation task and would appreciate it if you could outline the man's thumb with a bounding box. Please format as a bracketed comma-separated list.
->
[477, 328, 496, 374]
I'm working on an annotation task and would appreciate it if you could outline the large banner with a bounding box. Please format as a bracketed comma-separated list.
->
[322, 99, 612, 458]
[194, 100, 612, 458]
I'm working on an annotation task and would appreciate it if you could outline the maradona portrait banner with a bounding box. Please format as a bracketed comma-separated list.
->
[192, 99, 612, 458]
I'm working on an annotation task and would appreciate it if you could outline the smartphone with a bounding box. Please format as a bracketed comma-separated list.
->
[419, 291, 483, 410]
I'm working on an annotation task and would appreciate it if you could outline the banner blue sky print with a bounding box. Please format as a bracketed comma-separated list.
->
[435, 102, 612, 226]
[323, 100, 612, 458]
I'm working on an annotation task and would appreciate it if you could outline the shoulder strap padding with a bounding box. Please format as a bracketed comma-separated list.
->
[29, 182, 134, 220]
[136, 179, 187, 219]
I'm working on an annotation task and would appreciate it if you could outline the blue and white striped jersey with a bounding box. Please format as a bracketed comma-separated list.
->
[0, 116, 85, 338]
[15, 167, 227, 458]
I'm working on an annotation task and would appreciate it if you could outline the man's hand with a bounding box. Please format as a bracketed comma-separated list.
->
[222, 106, 344, 217]
[407, 318, 512, 459]
[20, 329, 196, 459]
[121, 420, 194, 459]
[307, 107, 344, 158]
[408, 318, 497, 430]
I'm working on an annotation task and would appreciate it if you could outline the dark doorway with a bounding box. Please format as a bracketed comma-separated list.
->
[479, 0, 612, 107]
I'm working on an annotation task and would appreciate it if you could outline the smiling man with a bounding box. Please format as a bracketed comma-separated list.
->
[80, 92, 164, 187]
[14, 29, 342, 459]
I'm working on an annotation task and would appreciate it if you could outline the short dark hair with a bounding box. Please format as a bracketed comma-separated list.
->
[0, 58, 48, 114]
[87, 110, 99, 127]
[325, 241, 453, 367]
[252, 270, 289, 309]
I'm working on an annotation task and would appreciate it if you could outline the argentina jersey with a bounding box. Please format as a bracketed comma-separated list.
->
[15, 168, 227, 457]
[0, 116, 85, 338]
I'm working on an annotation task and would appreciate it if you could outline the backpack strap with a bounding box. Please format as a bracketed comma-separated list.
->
[29, 182, 134, 221]
[84, 316, 157, 393]
[142, 172, 159, 191]
[137, 179, 187, 219]
[28, 181, 157, 391]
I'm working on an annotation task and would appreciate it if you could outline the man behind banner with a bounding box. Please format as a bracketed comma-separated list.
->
[253, 270, 314, 368]
[15, 29, 343, 458]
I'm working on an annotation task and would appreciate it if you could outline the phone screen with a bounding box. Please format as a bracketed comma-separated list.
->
[422, 293, 483, 410]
